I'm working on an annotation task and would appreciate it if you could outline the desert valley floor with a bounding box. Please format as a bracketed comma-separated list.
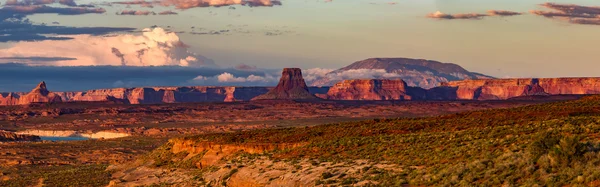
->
[0, 95, 590, 186]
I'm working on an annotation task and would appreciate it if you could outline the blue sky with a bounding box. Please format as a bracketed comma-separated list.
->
[1, 0, 599, 89]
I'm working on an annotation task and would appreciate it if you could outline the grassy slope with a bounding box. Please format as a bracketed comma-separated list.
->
[177, 96, 600, 186]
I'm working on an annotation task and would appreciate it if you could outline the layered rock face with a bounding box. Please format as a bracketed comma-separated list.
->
[0, 82, 63, 105]
[439, 78, 600, 100]
[252, 68, 319, 100]
[325, 79, 414, 100]
[59, 86, 272, 104]
[0, 131, 40, 142]
[311, 58, 493, 89]
[0, 83, 273, 106]
[322, 78, 600, 101]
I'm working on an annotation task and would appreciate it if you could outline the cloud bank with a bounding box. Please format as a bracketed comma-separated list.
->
[111, 0, 282, 9]
[0, 27, 216, 67]
[0, 63, 278, 91]
[193, 72, 277, 84]
[531, 3, 600, 26]
[427, 10, 523, 20]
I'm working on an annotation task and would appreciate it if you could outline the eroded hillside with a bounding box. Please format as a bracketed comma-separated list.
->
[111, 96, 600, 186]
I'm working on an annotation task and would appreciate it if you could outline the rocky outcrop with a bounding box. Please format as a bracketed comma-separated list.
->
[321, 77, 600, 101]
[325, 79, 414, 100]
[438, 78, 600, 100]
[0, 84, 277, 105]
[169, 139, 302, 168]
[16, 82, 62, 105]
[0, 82, 62, 105]
[65, 86, 274, 104]
[252, 68, 319, 100]
[0, 130, 40, 142]
[311, 58, 493, 89]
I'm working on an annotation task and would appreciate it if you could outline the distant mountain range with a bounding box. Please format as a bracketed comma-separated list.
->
[311, 58, 494, 89]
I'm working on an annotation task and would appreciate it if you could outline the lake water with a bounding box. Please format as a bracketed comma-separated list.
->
[40, 136, 90, 141]
[17, 130, 130, 142]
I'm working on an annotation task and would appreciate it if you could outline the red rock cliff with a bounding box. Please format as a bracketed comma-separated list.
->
[17, 81, 63, 105]
[439, 78, 600, 100]
[326, 79, 414, 100]
[252, 68, 319, 100]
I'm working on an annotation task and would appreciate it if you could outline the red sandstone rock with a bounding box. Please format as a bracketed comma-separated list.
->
[439, 78, 600, 100]
[326, 79, 414, 100]
[17, 82, 62, 105]
[0, 130, 40, 142]
[252, 68, 319, 100]
[1, 84, 276, 106]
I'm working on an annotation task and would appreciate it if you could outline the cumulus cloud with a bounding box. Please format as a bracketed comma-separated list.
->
[326, 69, 403, 81]
[0, 27, 217, 67]
[0, 5, 106, 16]
[117, 10, 156, 15]
[303, 68, 334, 82]
[531, 3, 600, 25]
[234, 63, 257, 71]
[427, 10, 523, 20]
[0, 63, 274, 91]
[112, 0, 282, 9]
[112, 0, 154, 8]
[5, 0, 78, 7]
[427, 11, 488, 20]
[487, 10, 522, 17]
[0, 16, 135, 42]
[192, 72, 277, 84]
[158, 10, 177, 15]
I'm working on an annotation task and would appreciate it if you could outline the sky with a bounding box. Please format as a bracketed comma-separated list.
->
[0, 0, 599, 91]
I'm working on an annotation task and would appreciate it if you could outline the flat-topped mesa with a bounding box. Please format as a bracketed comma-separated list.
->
[18, 81, 62, 105]
[326, 79, 415, 100]
[439, 78, 600, 100]
[311, 57, 494, 89]
[252, 68, 319, 100]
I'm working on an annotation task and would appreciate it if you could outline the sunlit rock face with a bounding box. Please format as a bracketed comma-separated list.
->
[252, 68, 319, 100]
[0, 83, 272, 105]
[0, 130, 40, 142]
[325, 79, 414, 100]
[439, 78, 600, 100]
[17, 81, 62, 105]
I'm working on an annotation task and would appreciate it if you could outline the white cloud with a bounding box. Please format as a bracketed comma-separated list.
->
[325, 69, 402, 81]
[217, 72, 248, 82]
[0, 27, 216, 67]
[303, 68, 334, 82]
[192, 72, 278, 84]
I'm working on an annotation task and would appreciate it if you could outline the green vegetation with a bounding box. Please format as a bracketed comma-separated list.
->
[178, 95, 600, 186]
[0, 136, 167, 187]
[0, 165, 110, 187]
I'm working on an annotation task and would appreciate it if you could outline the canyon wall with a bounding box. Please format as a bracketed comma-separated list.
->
[325, 79, 415, 100]
[1, 85, 272, 105]
[322, 78, 600, 101]
[3, 77, 600, 105]
[439, 78, 600, 100]
[0, 131, 40, 142]
[0, 81, 331, 106]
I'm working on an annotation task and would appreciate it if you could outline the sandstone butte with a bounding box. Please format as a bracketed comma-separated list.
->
[310, 58, 494, 89]
[325, 79, 416, 100]
[323, 78, 600, 101]
[439, 78, 600, 100]
[0, 82, 273, 106]
[251, 68, 320, 100]
[3, 77, 600, 106]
